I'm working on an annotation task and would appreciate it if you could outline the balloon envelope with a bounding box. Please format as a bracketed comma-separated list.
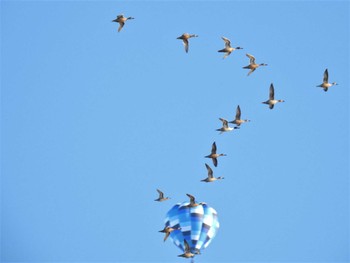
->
[164, 201, 219, 254]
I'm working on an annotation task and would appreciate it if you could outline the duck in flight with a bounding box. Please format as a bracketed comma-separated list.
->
[229, 105, 250, 126]
[205, 142, 226, 167]
[218, 36, 243, 59]
[243, 53, 267, 76]
[112, 14, 134, 32]
[262, 83, 285, 109]
[201, 163, 224, 183]
[159, 226, 181, 242]
[178, 239, 195, 259]
[177, 33, 198, 53]
[317, 69, 338, 92]
[154, 189, 170, 202]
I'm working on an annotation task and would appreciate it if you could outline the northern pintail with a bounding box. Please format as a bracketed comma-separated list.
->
[177, 33, 198, 53]
[262, 83, 285, 109]
[229, 105, 250, 126]
[205, 142, 226, 167]
[243, 53, 267, 76]
[154, 189, 170, 202]
[217, 118, 240, 134]
[201, 163, 224, 183]
[317, 69, 338, 92]
[159, 226, 181, 242]
[112, 14, 134, 32]
[218, 37, 243, 59]
[178, 239, 195, 258]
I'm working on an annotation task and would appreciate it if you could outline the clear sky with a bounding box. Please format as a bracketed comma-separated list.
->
[1, 1, 349, 262]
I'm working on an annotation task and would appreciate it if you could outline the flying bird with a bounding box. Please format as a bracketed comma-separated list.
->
[317, 69, 338, 92]
[229, 105, 250, 126]
[242, 53, 267, 76]
[177, 33, 198, 53]
[154, 189, 170, 202]
[178, 239, 195, 258]
[201, 163, 224, 183]
[159, 226, 181, 242]
[216, 118, 240, 134]
[218, 36, 243, 59]
[112, 14, 134, 32]
[205, 142, 226, 167]
[262, 83, 285, 109]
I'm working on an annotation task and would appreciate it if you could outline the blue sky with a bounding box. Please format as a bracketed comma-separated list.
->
[1, 1, 349, 262]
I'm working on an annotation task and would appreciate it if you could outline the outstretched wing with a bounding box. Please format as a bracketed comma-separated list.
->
[221, 36, 231, 47]
[118, 21, 125, 32]
[247, 68, 255, 76]
[269, 83, 275, 100]
[246, 53, 256, 64]
[219, 118, 229, 128]
[205, 163, 214, 178]
[235, 105, 241, 120]
[183, 39, 189, 53]
[184, 239, 190, 252]
[213, 157, 218, 167]
[186, 193, 196, 204]
[211, 142, 217, 154]
[323, 69, 329, 83]
[164, 232, 170, 242]
[157, 189, 164, 199]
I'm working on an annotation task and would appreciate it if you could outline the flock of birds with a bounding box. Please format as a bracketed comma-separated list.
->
[112, 13, 339, 260]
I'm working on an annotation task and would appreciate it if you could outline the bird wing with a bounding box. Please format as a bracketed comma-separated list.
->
[269, 83, 275, 100]
[222, 52, 230, 59]
[235, 105, 241, 120]
[211, 142, 217, 154]
[118, 21, 125, 32]
[186, 193, 196, 204]
[184, 239, 190, 252]
[247, 68, 255, 76]
[323, 69, 329, 83]
[219, 118, 229, 128]
[205, 163, 214, 178]
[164, 232, 170, 242]
[222, 36, 231, 47]
[213, 158, 218, 167]
[246, 53, 256, 64]
[157, 189, 164, 199]
[183, 39, 189, 53]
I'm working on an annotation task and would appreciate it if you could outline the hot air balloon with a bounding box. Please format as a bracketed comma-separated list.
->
[163, 194, 220, 258]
